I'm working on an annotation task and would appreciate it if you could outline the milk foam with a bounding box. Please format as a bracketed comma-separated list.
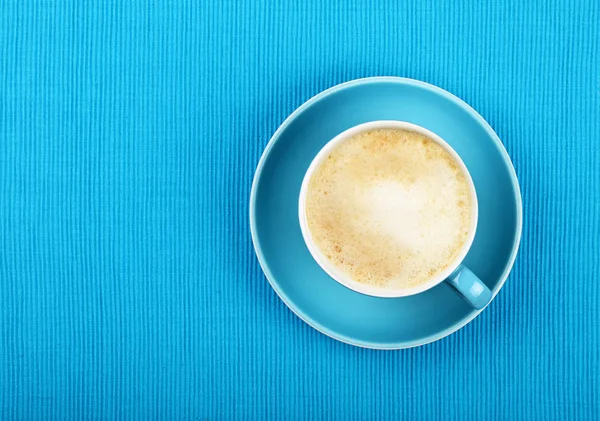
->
[305, 129, 473, 289]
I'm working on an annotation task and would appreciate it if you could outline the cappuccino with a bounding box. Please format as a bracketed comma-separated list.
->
[304, 129, 474, 289]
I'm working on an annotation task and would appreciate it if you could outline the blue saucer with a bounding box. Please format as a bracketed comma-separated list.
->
[250, 77, 522, 349]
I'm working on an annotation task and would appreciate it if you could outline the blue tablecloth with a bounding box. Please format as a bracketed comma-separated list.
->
[1, 1, 599, 419]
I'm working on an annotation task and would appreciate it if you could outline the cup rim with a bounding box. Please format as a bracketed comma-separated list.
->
[298, 120, 479, 298]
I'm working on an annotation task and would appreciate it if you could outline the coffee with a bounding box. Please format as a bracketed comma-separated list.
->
[305, 129, 474, 289]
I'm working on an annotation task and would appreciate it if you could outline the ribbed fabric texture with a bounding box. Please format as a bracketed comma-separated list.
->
[1, 1, 599, 419]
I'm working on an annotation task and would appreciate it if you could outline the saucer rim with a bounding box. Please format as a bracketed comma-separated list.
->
[249, 76, 523, 350]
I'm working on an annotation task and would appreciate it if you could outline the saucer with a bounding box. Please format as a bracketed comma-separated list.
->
[250, 77, 522, 349]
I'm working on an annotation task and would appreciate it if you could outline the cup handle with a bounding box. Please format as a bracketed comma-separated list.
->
[445, 265, 492, 310]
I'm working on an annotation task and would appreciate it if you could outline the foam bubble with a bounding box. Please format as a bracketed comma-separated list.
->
[305, 129, 473, 289]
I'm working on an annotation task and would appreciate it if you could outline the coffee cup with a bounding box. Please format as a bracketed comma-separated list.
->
[298, 120, 492, 309]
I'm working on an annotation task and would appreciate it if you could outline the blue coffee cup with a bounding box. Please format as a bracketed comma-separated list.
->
[298, 120, 492, 309]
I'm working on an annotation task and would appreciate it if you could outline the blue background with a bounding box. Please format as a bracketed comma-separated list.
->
[1, 0, 598, 419]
